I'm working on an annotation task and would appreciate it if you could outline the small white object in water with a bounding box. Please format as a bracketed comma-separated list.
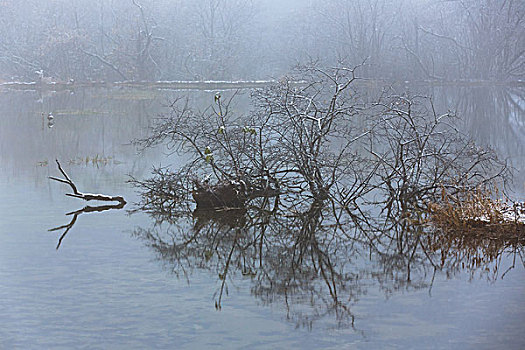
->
[47, 112, 54, 120]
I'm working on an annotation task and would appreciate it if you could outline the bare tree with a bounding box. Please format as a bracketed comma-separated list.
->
[129, 64, 520, 328]
[366, 93, 508, 222]
[130, 63, 510, 251]
[132, 64, 373, 217]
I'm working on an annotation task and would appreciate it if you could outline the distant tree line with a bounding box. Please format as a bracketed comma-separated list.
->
[0, 0, 523, 82]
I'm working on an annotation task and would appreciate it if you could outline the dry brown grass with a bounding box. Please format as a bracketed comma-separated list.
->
[427, 186, 525, 241]
[423, 187, 524, 274]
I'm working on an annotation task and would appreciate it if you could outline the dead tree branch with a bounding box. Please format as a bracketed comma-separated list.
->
[49, 159, 126, 205]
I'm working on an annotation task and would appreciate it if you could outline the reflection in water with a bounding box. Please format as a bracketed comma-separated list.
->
[132, 194, 525, 329]
[49, 202, 126, 250]
[129, 78, 525, 331]
[133, 202, 362, 329]
[47, 159, 127, 249]
[0, 85, 524, 345]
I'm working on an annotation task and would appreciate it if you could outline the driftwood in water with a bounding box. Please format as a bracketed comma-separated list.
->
[49, 159, 126, 205]
[192, 179, 246, 209]
[191, 177, 281, 209]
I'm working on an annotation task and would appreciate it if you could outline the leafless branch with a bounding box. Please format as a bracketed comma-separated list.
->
[50, 159, 126, 205]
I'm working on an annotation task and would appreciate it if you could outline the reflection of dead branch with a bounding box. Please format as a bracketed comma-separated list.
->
[49, 202, 126, 249]
[48, 158, 126, 249]
[49, 159, 126, 204]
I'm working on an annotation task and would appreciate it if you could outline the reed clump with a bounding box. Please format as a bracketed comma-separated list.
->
[428, 186, 525, 241]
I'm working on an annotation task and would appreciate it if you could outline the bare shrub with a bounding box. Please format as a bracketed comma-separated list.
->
[365, 93, 509, 223]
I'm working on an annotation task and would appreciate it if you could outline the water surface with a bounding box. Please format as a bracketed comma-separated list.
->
[0, 86, 524, 349]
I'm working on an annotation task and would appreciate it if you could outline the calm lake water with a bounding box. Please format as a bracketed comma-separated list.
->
[0, 85, 524, 349]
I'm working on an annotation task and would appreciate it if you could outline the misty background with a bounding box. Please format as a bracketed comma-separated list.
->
[1, 0, 524, 83]
[1, 1, 525, 348]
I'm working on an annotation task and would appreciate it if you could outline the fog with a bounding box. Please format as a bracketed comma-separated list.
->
[1, 1, 525, 348]
[1, 0, 523, 82]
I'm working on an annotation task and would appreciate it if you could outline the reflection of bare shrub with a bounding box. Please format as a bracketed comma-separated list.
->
[132, 200, 362, 328]
[424, 228, 524, 281]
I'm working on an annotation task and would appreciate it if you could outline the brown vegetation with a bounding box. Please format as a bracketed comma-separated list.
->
[428, 186, 525, 241]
